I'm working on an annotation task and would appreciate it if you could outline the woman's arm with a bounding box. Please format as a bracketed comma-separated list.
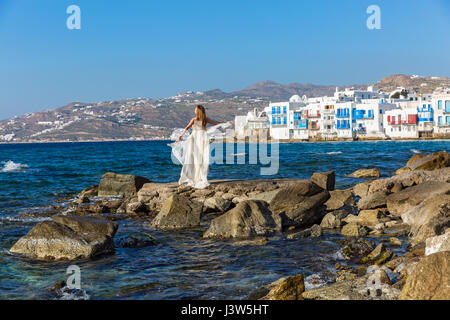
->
[206, 118, 220, 125]
[176, 118, 195, 142]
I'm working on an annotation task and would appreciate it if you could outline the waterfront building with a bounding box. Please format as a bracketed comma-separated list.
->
[234, 108, 269, 139]
[417, 103, 434, 138]
[268, 95, 305, 140]
[233, 86, 450, 141]
[335, 101, 354, 138]
[384, 108, 419, 139]
[433, 88, 450, 136]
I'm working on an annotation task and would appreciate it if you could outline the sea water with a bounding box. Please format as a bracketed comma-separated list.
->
[0, 140, 448, 299]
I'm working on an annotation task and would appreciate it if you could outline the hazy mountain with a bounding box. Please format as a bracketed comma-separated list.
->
[1, 74, 448, 143]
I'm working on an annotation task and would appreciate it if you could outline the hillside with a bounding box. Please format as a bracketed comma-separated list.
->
[1, 74, 449, 143]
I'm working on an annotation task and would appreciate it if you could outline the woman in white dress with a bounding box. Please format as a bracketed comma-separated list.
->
[175, 105, 222, 189]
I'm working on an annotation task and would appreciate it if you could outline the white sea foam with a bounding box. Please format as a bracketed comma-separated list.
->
[410, 149, 422, 154]
[57, 287, 90, 300]
[0, 160, 29, 173]
[326, 151, 343, 155]
[304, 274, 327, 290]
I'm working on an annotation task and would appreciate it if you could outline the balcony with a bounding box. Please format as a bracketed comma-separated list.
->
[294, 119, 308, 129]
[305, 111, 320, 119]
[353, 110, 374, 120]
[336, 109, 350, 118]
[336, 121, 350, 129]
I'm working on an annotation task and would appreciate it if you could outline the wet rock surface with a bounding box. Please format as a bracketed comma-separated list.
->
[10, 216, 118, 260]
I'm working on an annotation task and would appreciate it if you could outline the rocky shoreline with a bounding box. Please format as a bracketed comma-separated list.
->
[9, 151, 450, 300]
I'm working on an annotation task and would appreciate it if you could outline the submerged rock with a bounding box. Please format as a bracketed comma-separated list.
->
[10, 216, 118, 260]
[116, 233, 157, 248]
[151, 194, 202, 230]
[399, 251, 450, 300]
[203, 200, 281, 239]
[98, 172, 150, 198]
[351, 168, 381, 178]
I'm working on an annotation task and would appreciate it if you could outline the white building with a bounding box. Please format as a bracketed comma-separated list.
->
[433, 88, 450, 136]
[233, 86, 450, 141]
[234, 108, 269, 139]
[268, 95, 305, 140]
[384, 108, 419, 139]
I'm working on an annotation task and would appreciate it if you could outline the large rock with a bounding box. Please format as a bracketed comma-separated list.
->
[311, 171, 335, 191]
[399, 251, 450, 300]
[262, 274, 305, 300]
[52, 215, 118, 237]
[248, 189, 280, 203]
[402, 194, 450, 245]
[10, 216, 118, 260]
[387, 182, 450, 216]
[425, 230, 450, 256]
[151, 194, 202, 230]
[355, 167, 450, 197]
[397, 151, 450, 174]
[269, 181, 329, 227]
[203, 200, 281, 239]
[98, 172, 150, 198]
[351, 168, 381, 178]
[324, 189, 355, 211]
[357, 190, 389, 210]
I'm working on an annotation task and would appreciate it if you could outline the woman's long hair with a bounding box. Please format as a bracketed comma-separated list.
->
[195, 105, 207, 128]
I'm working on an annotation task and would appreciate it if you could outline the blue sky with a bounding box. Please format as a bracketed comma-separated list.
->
[0, 0, 449, 120]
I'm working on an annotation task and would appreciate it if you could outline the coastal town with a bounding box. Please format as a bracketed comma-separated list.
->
[1, 74, 450, 144]
[235, 86, 450, 141]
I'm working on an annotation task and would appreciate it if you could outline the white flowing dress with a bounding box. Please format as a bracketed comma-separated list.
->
[178, 120, 210, 189]
[169, 121, 233, 190]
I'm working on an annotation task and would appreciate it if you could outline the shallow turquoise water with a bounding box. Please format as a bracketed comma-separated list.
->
[0, 140, 448, 299]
